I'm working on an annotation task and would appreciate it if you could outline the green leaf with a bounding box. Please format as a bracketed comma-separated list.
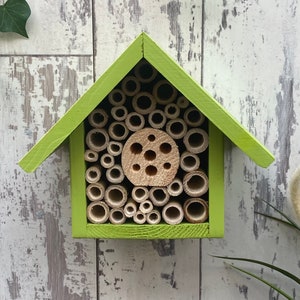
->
[256, 198, 300, 231]
[213, 255, 300, 285]
[0, 0, 31, 38]
[225, 263, 294, 300]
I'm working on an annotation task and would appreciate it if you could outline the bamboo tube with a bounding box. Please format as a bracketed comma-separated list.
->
[88, 108, 109, 128]
[176, 96, 189, 109]
[148, 109, 167, 129]
[134, 60, 157, 83]
[139, 200, 153, 214]
[183, 198, 208, 223]
[86, 128, 109, 152]
[183, 128, 209, 154]
[132, 92, 156, 115]
[149, 187, 170, 207]
[125, 112, 145, 132]
[131, 186, 149, 203]
[85, 165, 102, 183]
[180, 151, 200, 172]
[121, 128, 179, 186]
[111, 105, 128, 121]
[106, 164, 125, 184]
[84, 149, 98, 162]
[108, 88, 126, 106]
[164, 103, 180, 119]
[153, 80, 177, 104]
[121, 75, 141, 96]
[167, 177, 183, 197]
[109, 208, 126, 224]
[133, 210, 146, 224]
[105, 184, 127, 208]
[166, 118, 187, 140]
[162, 201, 184, 225]
[183, 170, 209, 197]
[146, 209, 161, 225]
[86, 181, 106, 201]
[124, 198, 137, 218]
[108, 121, 129, 141]
[183, 107, 205, 127]
[100, 153, 115, 169]
[107, 141, 123, 157]
[87, 201, 109, 224]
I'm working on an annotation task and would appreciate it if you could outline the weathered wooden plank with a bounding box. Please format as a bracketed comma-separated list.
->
[94, 1, 202, 299]
[0, 0, 93, 55]
[202, 1, 300, 299]
[0, 56, 97, 299]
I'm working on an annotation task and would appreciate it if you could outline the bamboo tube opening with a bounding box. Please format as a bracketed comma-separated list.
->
[84, 150, 98, 162]
[125, 112, 145, 132]
[108, 121, 129, 141]
[149, 187, 169, 206]
[100, 153, 114, 169]
[148, 109, 167, 129]
[87, 201, 109, 224]
[167, 178, 183, 196]
[184, 107, 205, 127]
[166, 118, 187, 140]
[146, 209, 161, 225]
[139, 200, 153, 214]
[134, 60, 157, 83]
[162, 201, 184, 225]
[108, 89, 126, 106]
[132, 92, 156, 115]
[133, 210, 146, 224]
[183, 128, 209, 154]
[86, 128, 109, 152]
[107, 141, 123, 156]
[176, 96, 189, 109]
[183, 198, 208, 223]
[86, 182, 105, 201]
[131, 186, 149, 203]
[153, 80, 177, 104]
[124, 199, 137, 218]
[109, 208, 126, 224]
[183, 170, 209, 197]
[180, 151, 200, 172]
[164, 103, 180, 119]
[88, 109, 109, 128]
[111, 106, 128, 121]
[105, 185, 127, 208]
[106, 164, 125, 184]
[85, 165, 101, 183]
[121, 76, 141, 96]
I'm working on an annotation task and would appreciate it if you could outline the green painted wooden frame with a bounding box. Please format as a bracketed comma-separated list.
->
[70, 121, 224, 239]
[18, 32, 274, 239]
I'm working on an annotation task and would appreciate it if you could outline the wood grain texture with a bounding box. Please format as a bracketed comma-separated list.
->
[201, 1, 300, 299]
[0, 57, 96, 299]
[0, 0, 93, 55]
[94, 1, 202, 299]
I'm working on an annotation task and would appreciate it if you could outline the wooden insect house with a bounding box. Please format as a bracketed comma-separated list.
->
[19, 33, 274, 239]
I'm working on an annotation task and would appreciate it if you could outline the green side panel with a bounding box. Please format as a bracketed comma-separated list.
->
[142, 33, 274, 168]
[70, 123, 88, 237]
[207, 122, 224, 237]
[81, 223, 209, 239]
[18, 34, 144, 173]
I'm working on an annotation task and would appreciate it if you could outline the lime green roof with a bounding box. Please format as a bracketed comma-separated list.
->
[19, 33, 274, 172]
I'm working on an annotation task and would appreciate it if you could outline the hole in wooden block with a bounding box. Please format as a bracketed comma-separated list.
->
[163, 162, 171, 169]
[148, 134, 155, 142]
[130, 143, 143, 154]
[145, 165, 157, 176]
[159, 142, 171, 154]
[144, 150, 156, 161]
[132, 164, 140, 171]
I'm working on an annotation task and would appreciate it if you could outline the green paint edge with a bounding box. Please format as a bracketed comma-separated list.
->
[207, 122, 224, 237]
[18, 34, 144, 173]
[142, 33, 274, 168]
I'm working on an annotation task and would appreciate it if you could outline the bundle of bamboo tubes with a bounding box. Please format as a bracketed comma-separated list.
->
[85, 59, 209, 225]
